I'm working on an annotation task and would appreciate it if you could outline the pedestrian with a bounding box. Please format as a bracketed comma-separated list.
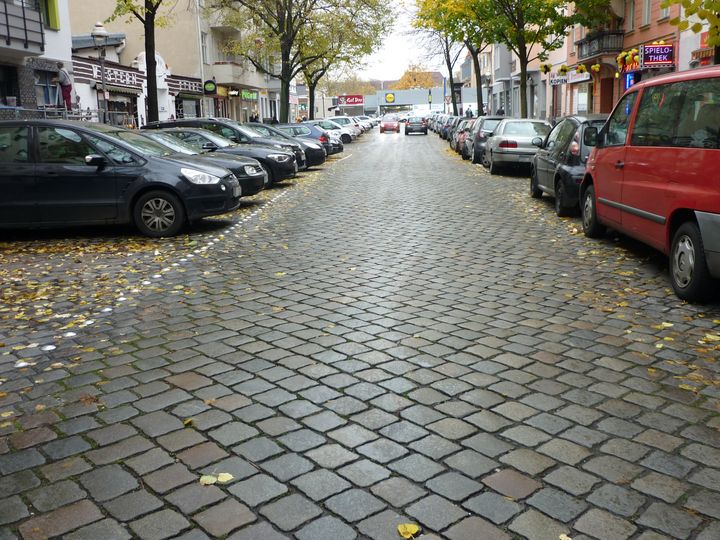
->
[496, 106, 505, 116]
[53, 62, 73, 111]
[465, 106, 473, 118]
[270, 115, 278, 125]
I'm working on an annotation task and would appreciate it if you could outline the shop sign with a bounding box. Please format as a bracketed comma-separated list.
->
[217, 86, 228, 97]
[550, 74, 567, 86]
[641, 43, 675, 68]
[203, 80, 217, 94]
[384, 93, 395, 104]
[337, 94, 364, 106]
[175, 79, 202, 93]
[228, 88, 240, 96]
[567, 70, 591, 84]
[91, 65, 139, 87]
[241, 89, 258, 100]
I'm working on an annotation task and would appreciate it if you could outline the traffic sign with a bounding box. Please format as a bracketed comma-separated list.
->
[444, 96, 451, 104]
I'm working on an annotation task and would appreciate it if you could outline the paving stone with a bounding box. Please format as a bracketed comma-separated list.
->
[357, 509, 412, 540]
[575, 509, 637, 539]
[685, 489, 720, 519]
[406, 495, 467, 531]
[501, 425, 552, 446]
[86, 435, 154, 464]
[443, 449, 497, 478]
[130, 508, 191, 540]
[582, 455, 643, 483]
[104, 489, 164, 521]
[0, 496, 28, 526]
[42, 435, 92, 460]
[586, 483, 645, 517]
[464, 410, 512, 432]
[641, 450, 697, 479]
[80, 464, 138, 502]
[131, 411, 183, 437]
[165, 482, 226, 514]
[357, 438, 408, 464]
[543, 465, 600, 496]
[537, 438, 591, 465]
[194, 499, 256, 537]
[637, 502, 702, 539]
[227, 521, 288, 540]
[462, 492, 521, 524]
[233, 437, 283, 462]
[351, 409, 398, 430]
[599, 438, 651, 462]
[10, 426, 57, 449]
[295, 516, 357, 540]
[325, 488, 386, 522]
[303, 410, 347, 432]
[631, 472, 688, 503]
[291, 469, 351, 501]
[259, 494, 322, 531]
[426, 418, 476, 440]
[526, 487, 587, 522]
[425, 472, 483, 501]
[261, 452, 314, 481]
[328, 424, 379, 448]
[411, 435, 461, 460]
[306, 443, 359, 468]
[64, 518, 131, 540]
[177, 441, 228, 469]
[509, 509, 569, 540]
[389, 453, 445, 481]
[277, 428, 326, 452]
[445, 516, 510, 540]
[27, 480, 85, 512]
[499, 448, 555, 475]
[482, 469, 541, 499]
[18, 500, 104, 540]
[39, 458, 90, 483]
[142, 463, 195, 494]
[228, 473, 289, 506]
[696, 521, 720, 540]
[0, 448, 45, 474]
[371, 477, 426, 507]
[379, 420, 428, 443]
[338, 459, 391, 487]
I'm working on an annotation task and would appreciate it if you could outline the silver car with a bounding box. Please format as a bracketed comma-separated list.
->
[485, 119, 551, 174]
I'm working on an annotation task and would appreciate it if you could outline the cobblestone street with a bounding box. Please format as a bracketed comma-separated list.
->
[1, 130, 720, 539]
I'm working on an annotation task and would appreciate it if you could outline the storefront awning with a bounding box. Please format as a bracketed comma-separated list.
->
[692, 47, 714, 60]
[93, 83, 142, 95]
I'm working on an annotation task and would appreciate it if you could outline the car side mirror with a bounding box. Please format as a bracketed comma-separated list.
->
[532, 137, 544, 148]
[202, 142, 218, 151]
[584, 126, 598, 147]
[85, 154, 106, 168]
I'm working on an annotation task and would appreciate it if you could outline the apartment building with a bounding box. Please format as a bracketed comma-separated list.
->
[69, 0, 283, 125]
[0, 0, 73, 116]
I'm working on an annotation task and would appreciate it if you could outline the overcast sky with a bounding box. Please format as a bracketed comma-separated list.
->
[358, 2, 446, 81]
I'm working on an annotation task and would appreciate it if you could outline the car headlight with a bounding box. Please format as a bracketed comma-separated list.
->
[268, 153, 291, 162]
[272, 143, 285, 149]
[181, 167, 221, 185]
[243, 164, 264, 175]
[305, 142, 320, 150]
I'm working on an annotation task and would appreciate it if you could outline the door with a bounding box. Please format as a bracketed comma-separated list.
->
[600, 79, 614, 113]
[0, 126, 35, 225]
[34, 127, 118, 224]
[546, 120, 579, 191]
[535, 120, 566, 189]
[592, 91, 638, 226]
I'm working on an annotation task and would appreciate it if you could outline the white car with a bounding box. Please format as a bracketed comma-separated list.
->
[328, 116, 363, 137]
[306, 119, 357, 144]
[353, 116, 374, 131]
[357, 115, 379, 127]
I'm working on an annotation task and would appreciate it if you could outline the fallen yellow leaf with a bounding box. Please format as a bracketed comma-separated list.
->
[274, 272, 286, 277]
[0, 411, 13, 418]
[183, 418, 194, 426]
[199, 475, 217, 485]
[217, 473, 234, 484]
[559, 535, 573, 540]
[397, 523, 421, 539]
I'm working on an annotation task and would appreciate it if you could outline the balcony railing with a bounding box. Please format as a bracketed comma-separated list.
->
[0, 0, 44, 57]
[576, 31, 624, 61]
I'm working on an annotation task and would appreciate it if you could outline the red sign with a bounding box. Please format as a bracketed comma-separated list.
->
[700, 31, 709, 49]
[641, 43, 675, 68]
[337, 95, 364, 106]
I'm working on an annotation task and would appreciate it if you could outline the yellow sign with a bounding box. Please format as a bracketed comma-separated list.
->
[385, 93, 395, 103]
[217, 85, 229, 97]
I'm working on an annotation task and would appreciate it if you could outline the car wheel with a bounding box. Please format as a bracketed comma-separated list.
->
[670, 221, 714, 302]
[581, 185, 605, 238]
[471, 148, 480, 164]
[554, 180, 572, 216]
[462, 148, 469, 160]
[488, 152, 499, 175]
[530, 169, 542, 198]
[259, 162, 275, 185]
[134, 190, 185, 237]
[341, 134, 351, 143]
[481, 151, 490, 168]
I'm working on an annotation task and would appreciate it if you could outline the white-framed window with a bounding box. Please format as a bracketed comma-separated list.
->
[659, 5, 669, 18]
[642, 0, 650, 25]
[201, 32, 208, 64]
[34, 70, 58, 107]
[628, 0, 636, 31]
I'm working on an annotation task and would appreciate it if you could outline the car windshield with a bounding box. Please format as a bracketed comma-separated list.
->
[502, 121, 550, 136]
[317, 120, 341, 130]
[143, 132, 198, 155]
[408, 117, 423, 123]
[382, 115, 398, 121]
[220, 120, 262, 139]
[104, 130, 174, 157]
[251, 124, 291, 140]
[481, 119, 501, 132]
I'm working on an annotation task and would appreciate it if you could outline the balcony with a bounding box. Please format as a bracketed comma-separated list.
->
[0, 1, 44, 59]
[576, 31, 624, 62]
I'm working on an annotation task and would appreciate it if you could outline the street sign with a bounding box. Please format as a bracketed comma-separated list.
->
[337, 95, 364, 106]
[444, 96, 451, 104]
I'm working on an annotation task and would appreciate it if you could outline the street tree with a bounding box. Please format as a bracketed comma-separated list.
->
[662, 0, 720, 63]
[412, 28, 464, 115]
[416, 0, 492, 114]
[390, 64, 436, 89]
[323, 75, 377, 98]
[108, 0, 173, 123]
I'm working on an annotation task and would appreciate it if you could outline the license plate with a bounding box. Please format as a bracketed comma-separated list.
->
[232, 185, 241, 197]
[519, 155, 531, 162]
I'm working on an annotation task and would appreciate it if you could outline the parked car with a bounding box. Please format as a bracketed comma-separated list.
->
[141, 130, 268, 197]
[379, 115, 400, 133]
[245, 122, 326, 167]
[440, 116, 460, 140]
[143, 117, 307, 170]
[469, 116, 504, 165]
[328, 116, 362, 137]
[530, 115, 607, 216]
[276, 123, 342, 155]
[153, 127, 297, 184]
[0, 120, 242, 237]
[404, 116, 428, 135]
[451, 119, 474, 153]
[484, 119, 551, 174]
[357, 115, 378, 127]
[580, 66, 720, 301]
[304, 119, 356, 144]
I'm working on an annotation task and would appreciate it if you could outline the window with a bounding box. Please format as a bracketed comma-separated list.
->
[202, 123, 242, 141]
[0, 127, 29, 163]
[39, 0, 60, 30]
[201, 32, 208, 64]
[660, 6, 669, 18]
[85, 135, 139, 165]
[628, 0, 635, 31]
[34, 70, 58, 107]
[37, 127, 95, 164]
[642, 0, 650, 25]
[672, 78, 720, 149]
[554, 121, 578, 151]
[0, 65, 20, 106]
[544, 120, 567, 149]
[605, 92, 638, 145]
[631, 83, 685, 146]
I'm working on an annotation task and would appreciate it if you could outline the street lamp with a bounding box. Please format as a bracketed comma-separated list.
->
[91, 21, 109, 123]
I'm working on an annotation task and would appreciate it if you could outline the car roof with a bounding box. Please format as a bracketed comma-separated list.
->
[558, 114, 608, 123]
[0, 119, 126, 132]
[629, 64, 719, 91]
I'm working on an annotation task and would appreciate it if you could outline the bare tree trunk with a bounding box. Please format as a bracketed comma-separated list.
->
[308, 81, 317, 120]
[518, 43, 529, 118]
[467, 42, 484, 116]
[145, 2, 158, 123]
[444, 37, 458, 116]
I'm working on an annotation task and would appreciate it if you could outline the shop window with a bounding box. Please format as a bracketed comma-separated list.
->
[0, 126, 29, 163]
[37, 127, 95, 164]
[35, 70, 59, 108]
[605, 92, 637, 145]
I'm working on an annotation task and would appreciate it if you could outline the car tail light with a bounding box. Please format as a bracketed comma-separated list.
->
[319, 135, 328, 143]
[570, 140, 580, 156]
[499, 140, 518, 148]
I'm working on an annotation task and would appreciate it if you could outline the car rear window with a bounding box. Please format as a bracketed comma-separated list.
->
[503, 122, 550, 136]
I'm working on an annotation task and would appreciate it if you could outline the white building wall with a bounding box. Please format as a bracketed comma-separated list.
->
[41, 0, 73, 64]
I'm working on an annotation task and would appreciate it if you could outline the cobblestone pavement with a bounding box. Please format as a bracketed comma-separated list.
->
[1, 129, 720, 540]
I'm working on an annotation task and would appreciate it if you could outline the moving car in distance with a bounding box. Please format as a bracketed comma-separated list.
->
[404, 116, 428, 135]
[379, 114, 400, 134]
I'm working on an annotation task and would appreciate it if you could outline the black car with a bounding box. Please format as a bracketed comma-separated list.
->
[405, 116, 428, 135]
[470, 116, 504, 166]
[0, 120, 241, 237]
[141, 131, 267, 197]
[152, 127, 296, 184]
[531, 115, 607, 216]
[277, 123, 342, 156]
[143, 118, 307, 170]
[245, 123, 326, 167]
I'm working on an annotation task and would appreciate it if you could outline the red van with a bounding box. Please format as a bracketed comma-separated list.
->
[580, 66, 720, 302]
